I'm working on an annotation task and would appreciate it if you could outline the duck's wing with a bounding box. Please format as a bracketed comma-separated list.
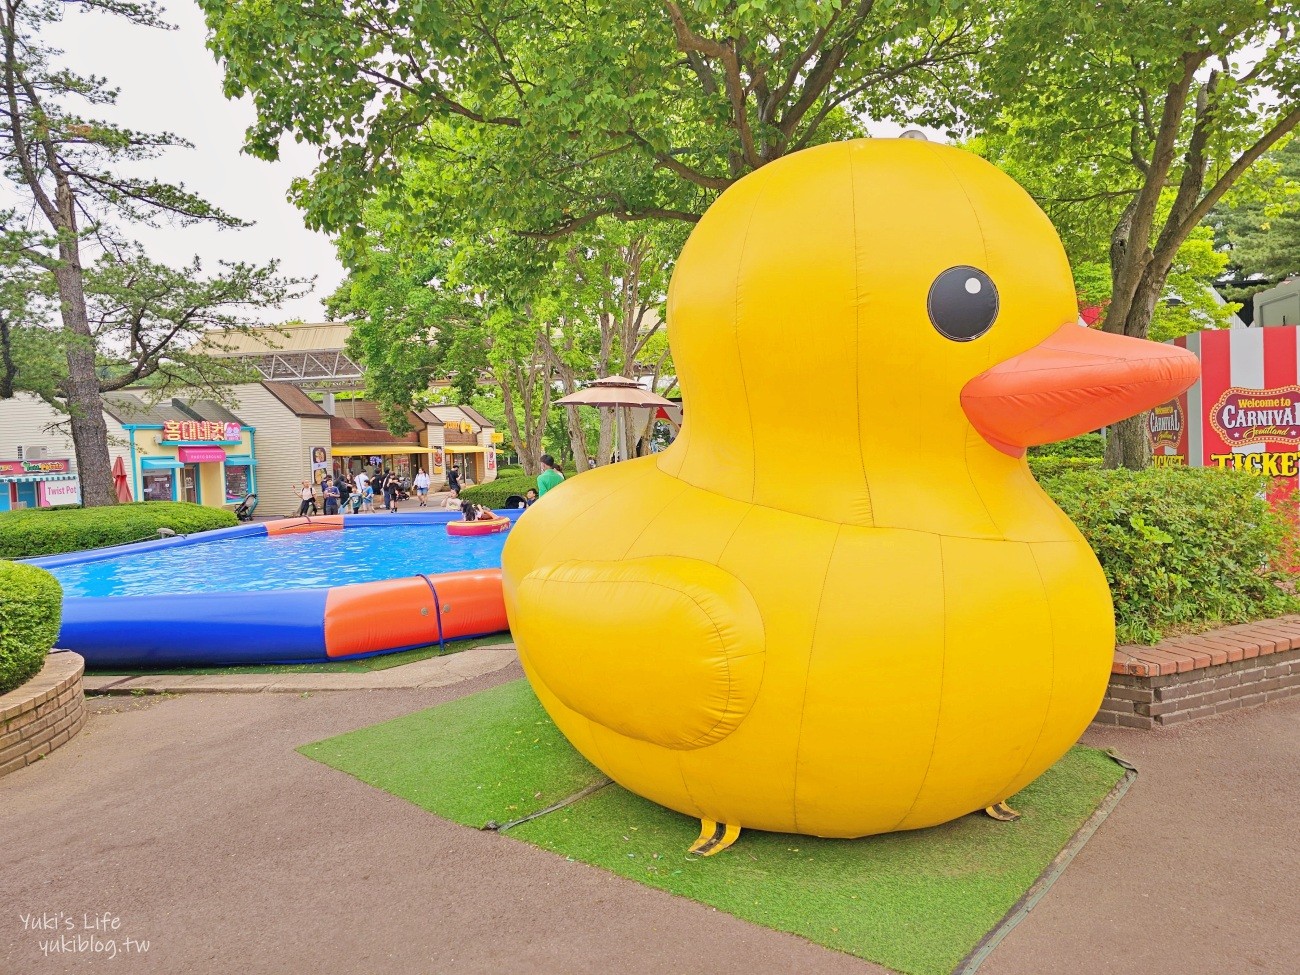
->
[510, 556, 765, 749]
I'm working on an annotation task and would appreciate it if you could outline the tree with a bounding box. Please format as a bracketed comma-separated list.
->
[978, 1, 1300, 468]
[0, 228, 55, 398]
[203, 0, 983, 240]
[2, 243, 309, 400]
[1211, 137, 1300, 315]
[537, 222, 682, 466]
[81, 248, 308, 394]
[1, 0, 249, 504]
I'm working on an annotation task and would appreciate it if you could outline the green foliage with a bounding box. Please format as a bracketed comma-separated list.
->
[493, 466, 524, 479]
[0, 242, 58, 400]
[1149, 228, 1240, 341]
[0, 561, 61, 694]
[1212, 137, 1300, 285]
[973, 0, 1300, 381]
[459, 475, 537, 510]
[0, 502, 237, 559]
[82, 249, 310, 398]
[203, 0, 983, 239]
[1027, 433, 1104, 460]
[1039, 467, 1299, 645]
[1028, 456, 1103, 479]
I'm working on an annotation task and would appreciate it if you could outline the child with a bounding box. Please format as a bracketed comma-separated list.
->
[361, 482, 375, 513]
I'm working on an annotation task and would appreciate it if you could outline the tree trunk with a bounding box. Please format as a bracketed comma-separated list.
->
[562, 405, 590, 471]
[596, 409, 613, 465]
[53, 181, 115, 506]
[1103, 207, 1169, 471]
[0, 314, 16, 398]
[497, 377, 541, 475]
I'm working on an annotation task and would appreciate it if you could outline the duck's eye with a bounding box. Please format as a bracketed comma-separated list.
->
[928, 266, 998, 342]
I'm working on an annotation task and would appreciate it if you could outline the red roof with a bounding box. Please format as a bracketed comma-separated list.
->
[328, 416, 419, 446]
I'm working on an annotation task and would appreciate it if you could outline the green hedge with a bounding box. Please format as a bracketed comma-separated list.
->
[1028, 455, 1103, 479]
[1040, 467, 1298, 645]
[0, 502, 238, 559]
[1028, 432, 1104, 460]
[460, 474, 538, 509]
[494, 465, 525, 479]
[0, 562, 62, 695]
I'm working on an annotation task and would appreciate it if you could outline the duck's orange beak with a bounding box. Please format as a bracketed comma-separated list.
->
[960, 324, 1200, 457]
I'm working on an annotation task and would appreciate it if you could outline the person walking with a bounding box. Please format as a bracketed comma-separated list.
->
[446, 464, 462, 498]
[382, 470, 398, 512]
[294, 481, 313, 517]
[413, 468, 430, 507]
[537, 454, 565, 497]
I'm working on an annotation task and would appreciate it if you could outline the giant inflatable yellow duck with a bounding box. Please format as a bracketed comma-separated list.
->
[501, 139, 1198, 854]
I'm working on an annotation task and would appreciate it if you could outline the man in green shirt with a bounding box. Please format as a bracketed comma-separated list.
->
[536, 454, 565, 497]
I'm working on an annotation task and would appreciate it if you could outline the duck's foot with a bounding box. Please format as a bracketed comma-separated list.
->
[689, 818, 742, 856]
[984, 801, 1021, 822]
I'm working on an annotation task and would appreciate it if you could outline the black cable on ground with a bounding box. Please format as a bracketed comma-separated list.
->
[482, 777, 615, 833]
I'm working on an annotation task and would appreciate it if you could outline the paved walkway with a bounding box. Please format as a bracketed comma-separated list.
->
[82, 644, 518, 695]
[2, 648, 1297, 974]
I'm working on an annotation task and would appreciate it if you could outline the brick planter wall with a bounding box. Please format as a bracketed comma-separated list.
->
[1095, 618, 1300, 729]
[0, 651, 86, 778]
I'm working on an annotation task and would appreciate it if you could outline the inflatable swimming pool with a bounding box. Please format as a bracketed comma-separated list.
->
[29, 511, 519, 669]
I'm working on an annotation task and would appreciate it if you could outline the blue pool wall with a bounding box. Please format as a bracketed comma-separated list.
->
[25, 510, 503, 570]
[24, 510, 522, 668]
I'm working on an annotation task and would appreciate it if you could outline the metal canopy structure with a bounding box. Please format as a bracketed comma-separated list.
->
[251, 350, 365, 390]
[199, 324, 367, 391]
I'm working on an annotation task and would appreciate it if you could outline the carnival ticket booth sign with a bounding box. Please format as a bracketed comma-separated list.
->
[0, 458, 80, 511]
[1155, 326, 1300, 486]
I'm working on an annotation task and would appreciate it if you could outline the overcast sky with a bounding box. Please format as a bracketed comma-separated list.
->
[41, 1, 345, 323]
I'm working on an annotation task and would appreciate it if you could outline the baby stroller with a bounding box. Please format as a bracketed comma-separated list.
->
[233, 493, 259, 521]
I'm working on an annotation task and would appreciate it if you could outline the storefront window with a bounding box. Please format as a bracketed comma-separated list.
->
[225, 464, 251, 501]
[142, 472, 173, 501]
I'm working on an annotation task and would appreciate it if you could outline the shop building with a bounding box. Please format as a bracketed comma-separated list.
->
[100, 392, 257, 505]
[327, 398, 501, 490]
[0, 391, 256, 510]
[0, 456, 82, 511]
[418, 405, 500, 487]
[0, 393, 131, 511]
[201, 323, 501, 491]
[328, 398, 430, 481]
[224, 382, 332, 512]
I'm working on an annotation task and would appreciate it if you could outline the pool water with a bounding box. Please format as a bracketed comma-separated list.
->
[50, 523, 509, 598]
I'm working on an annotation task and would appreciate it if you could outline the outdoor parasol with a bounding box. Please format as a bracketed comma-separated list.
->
[555, 375, 674, 462]
[112, 455, 133, 503]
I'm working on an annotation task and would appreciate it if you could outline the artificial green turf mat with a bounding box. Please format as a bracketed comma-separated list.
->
[302, 680, 1126, 975]
[301, 679, 603, 824]
[87, 633, 514, 677]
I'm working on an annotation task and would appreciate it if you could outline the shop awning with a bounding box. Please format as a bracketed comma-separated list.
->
[0, 473, 78, 483]
[177, 446, 227, 463]
[445, 445, 488, 453]
[331, 445, 436, 456]
[141, 457, 183, 470]
[223, 454, 257, 466]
